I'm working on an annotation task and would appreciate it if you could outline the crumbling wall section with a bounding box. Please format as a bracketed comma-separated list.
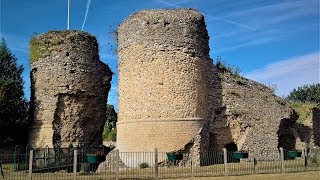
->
[209, 70, 298, 154]
[29, 30, 112, 148]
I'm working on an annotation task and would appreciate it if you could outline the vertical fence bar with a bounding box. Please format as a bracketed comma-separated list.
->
[154, 148, 158, 179]
[280, 147, 284, 173]
[14, 145, 18, 171]
[253, 157, 258, 173]
[223, 148, 228, 175]
[25, 145, 30, 172]
[28, 150, 33, 180]
[304, 147, 308, 170]
[73, 149, 77, 179]
[191, 149, 194, 178]
[116, 149, 119, 180]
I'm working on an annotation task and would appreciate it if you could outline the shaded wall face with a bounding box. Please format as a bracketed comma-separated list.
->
[117, 9, 213, 153]
[29, 31, 112, 148]
[313, 107, 320, 146]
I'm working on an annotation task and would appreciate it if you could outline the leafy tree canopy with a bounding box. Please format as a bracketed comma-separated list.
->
[0, 38, 28, 144]
[286, 83, 320, 104]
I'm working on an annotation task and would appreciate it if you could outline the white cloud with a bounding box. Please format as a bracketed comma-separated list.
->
[81, 0, 92, 31]
[246, 52, 320, 97]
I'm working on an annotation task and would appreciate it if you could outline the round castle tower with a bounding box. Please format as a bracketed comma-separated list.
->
[29, 30, 112, 148]
[117, 9, 213, 155]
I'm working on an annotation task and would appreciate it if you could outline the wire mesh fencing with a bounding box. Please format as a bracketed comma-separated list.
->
[0, 146, 319, 179]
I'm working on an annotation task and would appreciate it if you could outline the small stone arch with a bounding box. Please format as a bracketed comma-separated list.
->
[225, 142, 238, 152]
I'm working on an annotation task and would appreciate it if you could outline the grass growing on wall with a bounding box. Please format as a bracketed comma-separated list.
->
[29, 30, 94, 63]
[290, 101, 317, 124]
[30, 37, 64, 63]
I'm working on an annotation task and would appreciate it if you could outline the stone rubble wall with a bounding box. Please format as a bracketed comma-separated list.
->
[113, 8, 305, 167]
[207, 69, 299, 161]
[294, 107, 320, 150]
[208, 69, 298, 152]
[29, 30, 112, 148]
[117, 9, 213, 158]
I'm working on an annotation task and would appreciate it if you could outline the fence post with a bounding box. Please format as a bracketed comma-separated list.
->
[304, 147, 308, 170]
[28, 150, 33, 180]
[223, 148, 228, 175]
[73, 149, 77, 179]
[191, 149, 194, 178]
[280, 147, 284, 173]
[116, 149, 119, 180]
[154, 148, 158, 179]
[14, 145, 19, 170]
[253, 150, 258, 173]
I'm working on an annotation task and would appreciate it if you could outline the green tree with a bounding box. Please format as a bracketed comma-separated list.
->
[102, 104, 117, 141]
[0, 38, 28, 144]
[286, 83, 320, 104]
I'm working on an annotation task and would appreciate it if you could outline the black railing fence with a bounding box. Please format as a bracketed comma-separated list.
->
[0, 146, 319, 179]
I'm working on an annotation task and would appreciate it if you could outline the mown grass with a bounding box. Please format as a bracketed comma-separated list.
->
[174, 171, 320, 180]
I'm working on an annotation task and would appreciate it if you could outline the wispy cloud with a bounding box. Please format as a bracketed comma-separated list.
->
[206, 15, 256, 31]
[153, 0, 180, 8]
[209, 0, 319, 53]
[215, 37, 273, 53]
[153, 0, 194, 8]
[0, 33, 29, 55]
[246, 52, 320, 96]
[81, 0, 92, 31]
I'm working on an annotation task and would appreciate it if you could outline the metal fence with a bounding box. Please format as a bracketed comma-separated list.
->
[0, 146, 319, 179]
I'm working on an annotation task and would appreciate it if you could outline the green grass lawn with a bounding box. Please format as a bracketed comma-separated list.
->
[173, 171, 320, 180]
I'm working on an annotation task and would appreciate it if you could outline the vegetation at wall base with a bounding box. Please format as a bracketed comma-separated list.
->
[102, 128, 117, 141]
[0, 38, 28, 145]
[139, 162, 149, 169]
[102, 104, 117, 141]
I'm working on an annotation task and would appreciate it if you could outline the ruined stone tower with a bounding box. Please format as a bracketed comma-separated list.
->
[29, 30, 112, 148]
[117, 9, 213, 156]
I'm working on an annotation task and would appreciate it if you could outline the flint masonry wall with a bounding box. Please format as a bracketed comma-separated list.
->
[113, 8, 301, 167]
[29, 30, 112, 148]
[209, 70, 298, 155]
[117, 9, 213, 158]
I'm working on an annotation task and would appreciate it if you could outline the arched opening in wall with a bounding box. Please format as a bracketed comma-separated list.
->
[277, 117, 297, 151]
[225, 142, 239, 163]
[225, 142, 238, 152]
[278, 134, 295, 150]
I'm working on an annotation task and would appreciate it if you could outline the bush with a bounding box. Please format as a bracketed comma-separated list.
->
[139, 162, 149, 169]
[287, 83, 320, 103]
[290, 101, 317, 124]
[307, 154, 317, 164]
[102, 128, 117, 141]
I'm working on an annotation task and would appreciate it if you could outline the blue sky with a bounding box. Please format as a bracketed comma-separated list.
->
[1, 0, 319, 111]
